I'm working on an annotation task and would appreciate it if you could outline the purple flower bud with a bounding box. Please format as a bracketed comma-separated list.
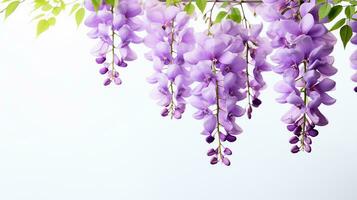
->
[226, 134, 237, 143]
[222, 157, 231, 166]
[304, 144, 312, 153]
[252, 98, 262, 108]
[161, 108, 169, 117]
[219, 132, 226, 142]
[304, 136, 312, 145]
[307, 129, 319, 137]
[173, 109, 182, 119]
[103, 78, 111, 86]
[223, 147, 232, 155]
[210, 157, 218, 165]
[119, 61, 128, 68]
[291, 145, 300, 153]
[289, 136, 299, 144]
[99, 67, 109, 75]
[96, 57, 106, 64]
[287, 124, 297, 132]
[207, 148, 216, 156]
[354, 87, 357, 92]
[293, 126, 302, 136]
[114, 77, 122, 85]
[247, 106, 252, 119]
[206, 135, 215, 144]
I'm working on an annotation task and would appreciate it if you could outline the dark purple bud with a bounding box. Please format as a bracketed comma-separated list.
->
[287, 124, 297, 132]
[119, 61, 128, 68]
[307, 129, 319, 137]
[354, 86, 357, 92]
[219, 132, 226, 142]
[96, 57, 106, 64]
[223, 147, 232, 155]
[222, 157, 231, 166]
[99, 67, 109, 75]
[103, 78, 111, 86]
[210, 157, 218, 165]
[206, 135, 215, 144]
[252, 98, 262, 108]
[226, 134, 237, 143]
[247, 106, 252, 119]
[291, 145, 300, 153]
[304, 144, 312, 153]
[161, 108, 169, 117]
[304, 136, 312, 145]
[207, 148, 216, 156]
[289, 136, 299, 144]
[293, 126, 302, 136]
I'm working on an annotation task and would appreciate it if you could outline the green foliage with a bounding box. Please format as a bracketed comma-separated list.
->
[227, 7, 241, 23]
[184, 2, 195, 16]
[330, 18, 346, 31]
[328, 5, 342, 21]
[340, 24, 353, 48]
[37, 19, 49, 36]
[4, 0, 20, 19]
[214, 11, 227, 24]
[75, 7, 85, 27]
[91, 0, 101, 11]
[319, 3, 331, 19]
[196, 0, 206, 13]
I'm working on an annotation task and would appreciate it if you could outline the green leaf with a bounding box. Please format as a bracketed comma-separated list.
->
[91, 0, 101, 12]
[52, 7, 61, 16]
[105, 0, 115, 6]
[196, 0, 206, 13]
[37, 19, 49, 36]
[5, 1, 20, 19]
[70, 3, 80, 15]
[328, 5, 342, 21]
[41, 4, 52, 11]
[319, 3, 331, 19]
[227, 8, 241, 23]
[330, 18, 345, 31]
[184, 3, 195, 15]
[48, 17, 56, 26]
[340, 24, 352, 48]
[75, 8, 85, 27]
[345, 5, 355, 19]
[214, 11, 227, 23]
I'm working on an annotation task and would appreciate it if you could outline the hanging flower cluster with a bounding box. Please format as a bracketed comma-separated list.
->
[84, 0, 143, 86]
[257, 1, 337, 153]
[144, 1, 194, 119]
[4, 0, 355, 166]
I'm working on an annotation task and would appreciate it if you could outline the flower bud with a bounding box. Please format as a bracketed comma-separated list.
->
[289, 136, 299, 144]
[222, 157, 231, 166]
[210, 157, 218, 165]
[206, 135, 215, 144]
[307, 129, 318, 137]
[226, 134, 237, 142]
[223, 147, 232, 155]
[161, 108, 169, 117]
[96, 57, 106, 64]
[207, 148, 216, 156]
[99, 67, 109, 75]
[103, 78, 111, 86]
[252, 98, 262, 108]
[291, 145, 300, 153]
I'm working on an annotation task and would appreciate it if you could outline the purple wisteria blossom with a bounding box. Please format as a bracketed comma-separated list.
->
[257, 0, 337, 153]
[184, 20, 249, 166]
[349, 15, 357, 92]
[84, 0, 143, 86]
[144, 0, 194, 119]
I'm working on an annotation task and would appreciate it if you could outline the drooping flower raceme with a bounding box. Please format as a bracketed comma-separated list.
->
[144, 1, 194, 119]
[349, 15, 357, 92]
[258, 1, 337, 153]
[84, 0, 143, 86]
[184, 20, 249, 166]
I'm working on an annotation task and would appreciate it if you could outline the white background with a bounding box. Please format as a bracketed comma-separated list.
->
[0, 4, 356, 200]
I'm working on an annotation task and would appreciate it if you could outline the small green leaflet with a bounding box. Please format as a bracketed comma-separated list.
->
[5, 1, 20, 19]
[345, 5, 355, 19]
[91, 0, 101, 12]
[37, 19, 49, 36]
[328, 5, 342, 21]
[340, 24, 352, 48]
[75, 8, 85, 27]
[196, 0, 206, 13]
[214, 11, 227, 24]
[70, 3, 81, 15]
[330, 18, 345, 31]
[227, 8, 241, 24]
[319, 3, 331, 20]
[184, 3, 195, 16]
